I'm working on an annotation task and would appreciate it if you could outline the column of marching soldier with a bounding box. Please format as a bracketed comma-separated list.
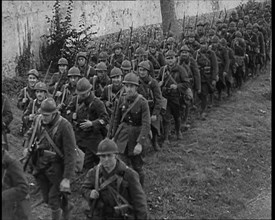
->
[2, 2, 271, 220]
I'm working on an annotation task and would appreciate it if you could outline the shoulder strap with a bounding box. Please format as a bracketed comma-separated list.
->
[120, 94, 141, 123]
[32, 99, 37, 114]
[86, 65, 91, 78]
[24, 87, 27, 99]
[107, 84, 112, 102]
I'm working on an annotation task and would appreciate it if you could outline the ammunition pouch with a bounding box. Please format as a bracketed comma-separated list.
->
[33, 149, 57, 171]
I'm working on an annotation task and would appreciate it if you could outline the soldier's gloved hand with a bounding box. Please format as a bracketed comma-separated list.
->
[133, 143, 142, 155]
[55, 91, 62, 97]
[60, 178, 71, 193]
[90, 190, 99, 199]
[22, 98, 28, 103]
[170, 84, 177, 89]
[151, 115, 157, 122]
[105, 101, 111, 107]
[57, 103, 65, 110]
[29, 114, 35, 121]
[80, 119, 93, 129]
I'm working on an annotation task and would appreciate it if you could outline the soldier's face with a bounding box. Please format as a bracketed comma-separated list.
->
[253, 27, 258, 33]
[58, 65, 67, 73]
[188, 37, 195, 43]
[138, 67, 149, 78]
[149, 46, 156, 53]
[165, 56, 176, 66]
[122, 69, 131, 76]
[197, 26, 203, 32]
[115, 48, 122, 55]
[247, 29, 252, 34]
[78, 57, 86, 67]
[35, 90, 46, 101]
[200, 43, 208, 51]
[69, 76, 80, 86]
[28, 75, 38, 87]
[41, 113, 55, 125]
[111, 75, 122, 86]
[124, 83, 137, 96]
[244, 17, 249, 24]
[211, 43, 218, 50]
[99, 154, 116, 172]
[180, 51, 189, 60]
[78, 91, 90, 101]
[97, 70, 106, 80]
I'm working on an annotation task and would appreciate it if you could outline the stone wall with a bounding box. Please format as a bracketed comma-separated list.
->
[2, 0, 248, 78]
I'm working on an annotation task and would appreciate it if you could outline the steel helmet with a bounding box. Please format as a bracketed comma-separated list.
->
[123, 72, 139, 86]
[200, 37, 209, 44]
[216, 19, 223, 24]
[138, 61, 150, 71]
[235, 31, 242, 38]
[180, 45, 190, 53]
[58, 58, 68, 66]
[219, 38, 227, 46]
[231, 10, 237, 15]
[95, 62, 107, 71]
[34, 82, 47, 92]
[27, 69, 39, 78]
[197, 21, 204, 27]
[67, 67, 81, 77]
[121, 60, 132, 70]
[135, 47, 147, 56]
[252, 23, 259, 29]
[211, 35, 220, 43]
[39, 97, 58, 115]
[208, 29, 216, 36]
[221, 23, 228, 29]
[76, 77, 92, 95]
[96, 138, 119, 155]
[87, 41, 96, 49]
[189, 32, 195, 38]
[149, 40, 158, 47]
[98, 51, 109, 61]
[110, 67, 123, 78]
[76, 52, 87, 60]
[229, 22, 236, 27]
[165, 50, 176, 58]
[113, 42, 123, 50]
[167, 37, 175, 44]
[246, 23, 253, 29]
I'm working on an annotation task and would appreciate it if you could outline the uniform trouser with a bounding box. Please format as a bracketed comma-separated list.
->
[2, 197, 31, 220]
[35, 162, 65, 211]
[198, 83, 212, 114]
[118, 149, 145, 187]
[163, 100, 181, 138]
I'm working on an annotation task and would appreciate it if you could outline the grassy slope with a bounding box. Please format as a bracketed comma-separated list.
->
[6, 67, 271, 220]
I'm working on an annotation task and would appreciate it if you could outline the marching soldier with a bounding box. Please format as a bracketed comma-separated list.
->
[218, 23, 230, 41]
[252, 23, 266, 72]
[158, 50, 190, 144]
[66, 77, 109, 170]
[17, 69, 39, 135]
[229, 10, 239, 23]
[91, 62, 111, 98]
[75, 52, 96, 81]
[23, 82, 48, 132]
[2, 93, 13, 150]
[178, 45, 201, 127]
[243, 15, 250, 27]
[210, 35, 230, 100]
[195, 21, 205, 42]
[111, 72, 151, 187]
[98, 51, 112, 76]
[48, 58, 69, 95]
[185, 32, 201, 58]
[87, 41, 98, 68]
[2, 145, 31, 220]
[147, 39, 166, 78]
[56, 67, 82, 118]
[109, 42, 127, 68]
[227, 22, 237, 47]
[121, 60, 132, 77]
[23, 98, 77, 220]
[194, 37, 218, 120]
[137, 60, 162, 151]
[81, 138, 148, 220]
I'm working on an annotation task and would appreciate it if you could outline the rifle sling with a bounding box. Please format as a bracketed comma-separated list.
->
[120, 94, 141, 123]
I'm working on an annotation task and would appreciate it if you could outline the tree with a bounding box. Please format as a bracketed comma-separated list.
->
[160, 0, 181, 39]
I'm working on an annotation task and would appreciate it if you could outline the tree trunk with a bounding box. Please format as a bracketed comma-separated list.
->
[160, 0, 181, 39]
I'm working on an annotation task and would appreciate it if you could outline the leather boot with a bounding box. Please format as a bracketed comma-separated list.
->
[52, 208, 62, 220]
[162, 124, 170, 147]
[62, 202, 74, 220]
[152, 134, 160, 151]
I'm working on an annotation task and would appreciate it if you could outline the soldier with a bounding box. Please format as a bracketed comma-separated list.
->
[252, 23, 266, 72]
[229, 10, 239, 23]
[204, 21, 211, 37]
[219, 38, 235, 96]
[227, 22, 237, 47]
[147, 39, 166, 79]
[207, 28, 216, 39]
[100, 67, 125, 117]
[195, 21, 205, 42]
[23, 82, 48, 132]
[185, 32, 201, 58]
[56, 67, 81, 118]
[137, 61, 162, 151]
[243, 15, 250, 27]
[109, 42, 127, 68]
[2, 146, 31, 220]
[66, 77, 109, 170]
[158, 50, 190, 144]
[23, 98, 77, 220]
[121, 60, 132, 77]
[97, 51, 112, 76]
[216, 19, 224, 33]
[48, 58, 69, 95]
[231, 31, 247, 88]
[17, 69, 39, 135]
[210, 35, 230, 100]
[243, 23, 259, 78]
[165, 37, 177, 53]
[75, 52, 96, 81]
[87, 41, 98, 68]
[218, 23, 230, 41]
[111, 72, 151, 186]
[193, 37, 218, 120]
[237, 20, 245, 35]
[2, 93, 13, 150]
[178, 45, 201, 127]
[91, 62, 111, 98]
[132, 47, 155, 77]
[81, 138, 148, 219]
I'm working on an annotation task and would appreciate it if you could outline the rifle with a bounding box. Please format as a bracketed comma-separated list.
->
[43, 61, 53, 83]
[126, 22, 133, 60]
[186, 16, 190, 36]
[194, 12, 198, 31]
[211, 13, 215, 28]
[117, 28, 122, 42]
[163, 22, 171, 51]
[223, 8, 227, 23]
[145, 29, 151, 51]
[218, 10, 223, 19]
[52, 70, 66, 99]
[182, 12, 186, 33]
